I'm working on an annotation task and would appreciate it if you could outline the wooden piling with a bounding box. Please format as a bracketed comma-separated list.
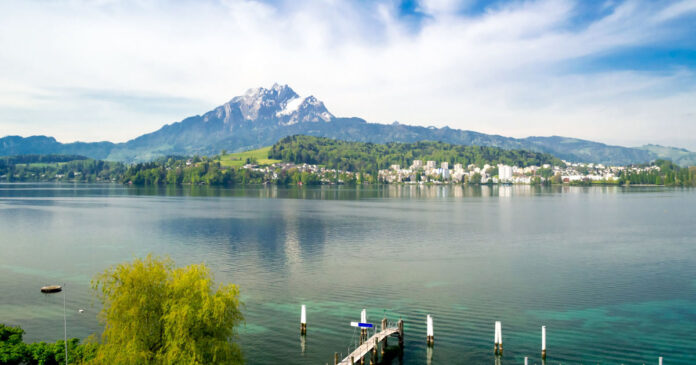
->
[300, 304, 307, 335]
[397, 319, 404, 347]
[541, 325, 546, 360]
[426, 314, 434, 346]
[371, 337, 378, 364]
[334, 352, 339, 365]
[380, 318, 388, 354]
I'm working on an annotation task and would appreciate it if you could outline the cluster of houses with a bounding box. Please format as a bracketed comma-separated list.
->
[244, 162, 360, 183]
[376, 160, 662, 184]
[378, 160, 544, 184]
[554, 162, 661, 183]
[237, 158, 663, 185]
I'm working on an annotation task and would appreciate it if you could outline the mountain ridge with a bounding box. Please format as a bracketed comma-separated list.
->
[1, 84, 694, 166]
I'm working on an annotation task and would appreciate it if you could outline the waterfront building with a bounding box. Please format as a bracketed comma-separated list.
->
[442, 168, 450, 179]
[498, 165, 513, 181]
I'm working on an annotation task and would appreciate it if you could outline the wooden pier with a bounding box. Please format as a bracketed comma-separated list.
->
[293, 303, 667, 364]
[333, 318, 403, 365]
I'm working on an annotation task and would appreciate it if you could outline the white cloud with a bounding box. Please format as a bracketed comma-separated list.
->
[653, 0, 696, 22]
[0, 0, 694, 150]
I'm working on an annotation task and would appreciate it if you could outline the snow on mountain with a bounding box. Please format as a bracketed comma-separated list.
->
[285, 96, 333, 124]
[200, 84, 333, 126]
[232, 83, 299, 121]
[276, 96, 305, 117]
[278, 95, 333, 125]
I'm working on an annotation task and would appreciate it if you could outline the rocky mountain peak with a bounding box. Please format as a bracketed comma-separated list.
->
[203, 84, 333, 125]
[279, 95, 333, 125]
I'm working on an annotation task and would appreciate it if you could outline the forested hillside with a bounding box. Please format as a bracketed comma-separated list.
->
[269, 135, 564, 173]
[0, 155, 125, 182]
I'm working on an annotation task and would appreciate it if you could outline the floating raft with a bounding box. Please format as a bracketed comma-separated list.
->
[40, 285, 62, 293]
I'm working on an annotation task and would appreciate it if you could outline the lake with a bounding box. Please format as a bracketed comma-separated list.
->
[1, 183, 695, 364]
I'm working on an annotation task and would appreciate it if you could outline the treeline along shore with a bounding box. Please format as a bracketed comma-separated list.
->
[2, 135, 695, 187]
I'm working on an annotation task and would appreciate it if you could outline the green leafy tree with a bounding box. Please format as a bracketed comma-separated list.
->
[469, 173, 482, 185]
[0, 324, 26, 365]
[550, 173, 563, 184]
[0, 324, 96, 365]
[90, 255, 243, 365]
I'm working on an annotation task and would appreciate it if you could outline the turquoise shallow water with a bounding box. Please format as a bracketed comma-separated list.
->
[0, 183, 695, 364]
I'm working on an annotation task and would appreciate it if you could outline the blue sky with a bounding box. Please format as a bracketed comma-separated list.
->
[0, 0, 695, 149]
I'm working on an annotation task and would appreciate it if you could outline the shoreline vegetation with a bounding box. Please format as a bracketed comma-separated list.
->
[0, 256, 243, 365]
[1, 136, 695, 187]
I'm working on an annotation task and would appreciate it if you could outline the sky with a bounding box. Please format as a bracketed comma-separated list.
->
[0, 0, 695, 149]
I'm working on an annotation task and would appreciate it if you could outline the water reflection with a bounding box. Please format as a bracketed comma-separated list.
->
[1, 184, 695, 364]
[0, 183, 658, 201]
[157, 203, 330, 271]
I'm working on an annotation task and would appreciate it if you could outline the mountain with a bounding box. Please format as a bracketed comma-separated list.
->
[637, 144, 696, 167]
[0, 135, 114, 159]
[0, 84, 692, 165]
[104, 84, 335, 161]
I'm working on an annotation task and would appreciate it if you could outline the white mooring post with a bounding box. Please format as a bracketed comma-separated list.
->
[524, 356, 528, 365]
[659, 356, 663, 365]
[495, 321, 503, 355]
[300, 304, 307, 335]
[360, 309, 367, 343]
[493, 322, 498, 354]
[494, 321, 502, 355]
[541, 325, 546, 359]
[426, 314, 434, 346]
[498, 321, 503, 354]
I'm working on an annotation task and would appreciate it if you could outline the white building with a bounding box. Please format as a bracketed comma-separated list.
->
[498, 165, 513, 181]
[441, 162, 449, 170]
[426, 160, 436, 169]
[441, 168, 450, 179]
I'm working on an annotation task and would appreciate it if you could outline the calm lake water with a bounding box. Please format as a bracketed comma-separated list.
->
[1, 183, 695, 364]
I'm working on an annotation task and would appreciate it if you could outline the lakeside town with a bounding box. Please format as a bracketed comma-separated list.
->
[241, 159, 663, 185]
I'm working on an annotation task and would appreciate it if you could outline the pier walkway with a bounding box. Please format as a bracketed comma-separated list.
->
[334, 319, 403, 365]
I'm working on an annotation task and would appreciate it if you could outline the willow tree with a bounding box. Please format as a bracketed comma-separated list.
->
[91, 255, 243, 364]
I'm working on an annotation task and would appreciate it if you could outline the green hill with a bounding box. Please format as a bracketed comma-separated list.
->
[219, 146, 280, 167]
[269, 135, 564, 172]
[638, 144, 696, 167]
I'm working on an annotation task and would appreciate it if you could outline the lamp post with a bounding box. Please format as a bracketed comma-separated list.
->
[41, 283, 68, 364]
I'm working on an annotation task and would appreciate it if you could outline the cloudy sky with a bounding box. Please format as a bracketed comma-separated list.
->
[1, 0, 695, 149]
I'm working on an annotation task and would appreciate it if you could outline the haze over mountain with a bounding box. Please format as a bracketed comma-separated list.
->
[1, 84, 694, 166]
